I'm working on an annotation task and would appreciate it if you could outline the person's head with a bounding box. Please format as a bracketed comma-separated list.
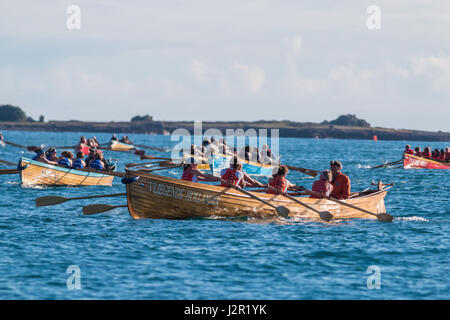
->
[330, 160, 343, 174]
[230, 157, 242, 170]
[415, 147, 421, 152]
[446, 147, 449, 153]
[424, 147, 430, 152]
[320, 170, 332, 182]
[94, 153, 102, 160]
[35, 149, 45, 158]
[405, 144, 411, 150]
[76, 151, 84, 159]
[49, 148, 57, 156]
[273, 165, 289, 178]
[67, 151, 73, 159]
[61, 151, 67, 158]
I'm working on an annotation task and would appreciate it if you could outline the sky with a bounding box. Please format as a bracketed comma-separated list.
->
[0, 0, 449, 131]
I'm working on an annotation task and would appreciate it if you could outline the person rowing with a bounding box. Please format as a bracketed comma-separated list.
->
[57, 151, 73, 168]
[266, 165, 298, 194]
[181, 158, 220, 183]
[220, 157, 264, 188]
[46, 147, 59, 162]
[72, 151, 86, 169]
[421, 147, 432, 158]
[414, 146, 421, 155]
[89, 153, 105, 171]
[33, 148, 57, 165]
[310, 170, 334, 199]
[84, 147, 97, 167]
[111, 134, 118, 141]
[329, 160, 351, 199]
[404, 145, 414, 155]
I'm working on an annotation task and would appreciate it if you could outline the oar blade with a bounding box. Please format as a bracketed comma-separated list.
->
[319, 211, 333, 222]
[276, 206, 290, 218]
[376, 212, 394, 223]
[83, 204, 119, 215]
[35, 196, 67, 207]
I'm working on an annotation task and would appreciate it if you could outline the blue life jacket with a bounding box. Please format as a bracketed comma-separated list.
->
[58, 157, 71, 168]
[90, 159, 104, 170]
[32, 155, 40, 161]
[72, 159, 84, 169]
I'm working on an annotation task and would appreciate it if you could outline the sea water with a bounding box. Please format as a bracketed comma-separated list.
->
[0, 130, 448, 299]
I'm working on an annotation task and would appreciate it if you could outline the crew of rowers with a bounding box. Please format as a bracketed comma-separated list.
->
[189, 137, 275, 164]
[78, 136, 100, 148]
[404, 145, 450, 162]
[111, 134, 133, 145]
[32, 147, 113, 171]
[181, 158, 351, 200]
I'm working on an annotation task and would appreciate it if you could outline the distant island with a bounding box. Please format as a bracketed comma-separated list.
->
[0, 104, 449, 141]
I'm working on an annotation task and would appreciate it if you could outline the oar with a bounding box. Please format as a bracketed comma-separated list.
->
[137, 165, 182, 173]
[4, 140, 27, 148]
[134, 144, 168, 152]
[79, 168, 125, 177]
[285, 164, 319, 177]
[371, 159, 402, 169]
[126, 160, 175, 168]
[0, 159, 17, 166]
[302, 188, 394, 222]
[266, 186, 332, 222]
[83, 204, 128, 215]
[220, 179, 290, 218]
[36, 193, 126, 207]
[140, 155, 173, 161]
[0, 168, 19, 175]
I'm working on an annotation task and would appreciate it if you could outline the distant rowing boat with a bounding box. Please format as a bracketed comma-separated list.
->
[110, 140, 135, 151]
[403, 153, 450, 170]
[19, 157, 114, 187]
[124, 170, 389, 220]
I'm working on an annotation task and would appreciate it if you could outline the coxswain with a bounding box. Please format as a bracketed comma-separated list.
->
[72, 151, 86, 169]
[33, 149, 57, 165]
[329, 160, 351, 199]
[310, 170, 334, 199]
[58, 151, 73, 168]
[181, 158, 219, 182]
[404, 145, 414, 155]
[266, 165, 298, 194]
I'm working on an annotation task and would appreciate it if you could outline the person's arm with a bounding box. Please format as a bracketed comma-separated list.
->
[194, 170, 220, 182]
[243, 172, 264, 188]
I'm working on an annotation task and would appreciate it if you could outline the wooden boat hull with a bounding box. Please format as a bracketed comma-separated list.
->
[403, 154, 450, 170]
[110, 140, 135, 151]
[19, 158, 114, 187]
[125, 170, 388, 221]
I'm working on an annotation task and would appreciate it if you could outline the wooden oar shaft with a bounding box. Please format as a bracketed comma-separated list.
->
[221, 179, 276, 209]
[0, 159, 16, 166]
[67, 193, 126, 201]
[4, 140, 26, 148]
[140, 155, 172, 161]
[0, 169, 19, 175]
[372, 159, 402, 169]
[285, 164, 319, 177]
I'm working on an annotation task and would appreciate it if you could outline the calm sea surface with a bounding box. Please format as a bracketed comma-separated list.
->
[0, 130, 448, 299]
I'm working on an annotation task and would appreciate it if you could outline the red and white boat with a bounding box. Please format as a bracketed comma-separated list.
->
[403, 153, 450, 170]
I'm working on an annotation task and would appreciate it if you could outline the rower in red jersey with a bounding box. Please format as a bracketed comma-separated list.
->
[403, 145, 414, 155]
[421, 147, 432, 158]
[220, 157, 263, 188]
[329, 160, 351, 200]
[181, 158, 219, 183]
[266, 165, 297, 194]
[310, 170, 334, 199]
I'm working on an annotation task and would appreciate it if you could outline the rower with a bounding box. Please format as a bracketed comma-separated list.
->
[414, 147, 421, 155]
[89, 153, 105, 171]
[33, 149, 57, 165]
[84, 147, 97, 167]
[310, 170, 333, 199]
[439, 149, 446, 162]
[0, 132, 3, 141]
[72, 151, 86, 169]
[58, 151, 73, 168]
[329, 160, 351, 199]
[266, 165, 297, 194]
[445, 147, 450, 162]
[404, 145, 414, 155]
[181, 158, 219, 182]
[111, 134, 118, 141]
[46, 147, 59, 162]
[421, 147, 432, 158]
[220, 157, 264, 188]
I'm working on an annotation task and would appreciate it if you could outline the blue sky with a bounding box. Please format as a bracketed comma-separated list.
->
[1, 0, 449, 131]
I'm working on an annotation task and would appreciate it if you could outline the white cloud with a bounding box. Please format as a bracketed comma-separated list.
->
[232, 63, 265, 94]
[412, 56, 450, 92]
[190, 59, 209, 82]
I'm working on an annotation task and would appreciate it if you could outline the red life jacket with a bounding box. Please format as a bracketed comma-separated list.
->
[181, 166, 194, 181]
[404, 149, 414, 154]
[221, 168, 240, 186]
[310, 179, 332, 199]
[267, 176, 287, 194]
[421, 151, 431, 158]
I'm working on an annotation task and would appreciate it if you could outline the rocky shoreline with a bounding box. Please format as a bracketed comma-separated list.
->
[0, 120, 449, 142]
